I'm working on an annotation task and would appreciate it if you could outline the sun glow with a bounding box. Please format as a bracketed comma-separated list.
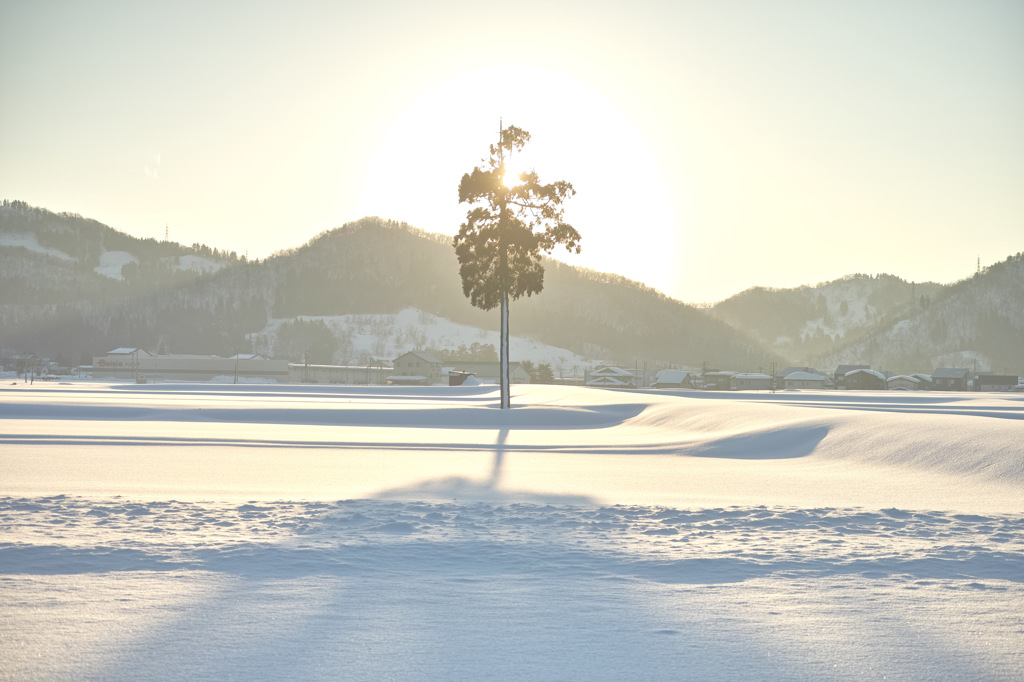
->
[501, 168, 526, 188]
[359, 65, 679, 295]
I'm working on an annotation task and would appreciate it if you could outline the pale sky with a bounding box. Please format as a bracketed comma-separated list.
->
[2, 0, 1022, 303]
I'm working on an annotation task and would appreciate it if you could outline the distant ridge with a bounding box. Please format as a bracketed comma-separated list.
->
[0, 202, 774, 370]
[710, 257, 1024, 374]
[815, 253, 1024, 374]
[710, 274, 945, 364]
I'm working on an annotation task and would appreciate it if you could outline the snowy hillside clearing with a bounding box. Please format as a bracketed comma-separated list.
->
[252, 307, 592, 371]
[797, 276, 882, 340]
[1, 384, 1022, 680]
[175, 254, 225, 274]
[94, 250, 137, 280]
[0, 232, 73, 260]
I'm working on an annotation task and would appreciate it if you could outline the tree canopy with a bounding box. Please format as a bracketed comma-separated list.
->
[453, 125, 580, 311]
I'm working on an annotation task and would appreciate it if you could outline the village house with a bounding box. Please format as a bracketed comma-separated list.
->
[700, 371, 736, 390]
[586, 366, 637, 388]
[289, 363, 393, 385]
[777, 366, 829, 388]
[390, 351, 444, 385]
[731, 373, 773, 391]
[652, 369, 693, 389]
[844, 368, 887, 390]
[783, 371, 829, 390]
[886, 375, 922, 391]
[91, 348, 288, 382]
[911, 373, 934, 389]
[974, 375, 1020, 392]
[930, 368, 972, 391]
[446, 361, 531, 385]
[833, 365, 870, 388]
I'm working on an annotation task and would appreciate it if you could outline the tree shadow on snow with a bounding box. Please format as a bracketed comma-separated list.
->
[367, 426, 598, 505]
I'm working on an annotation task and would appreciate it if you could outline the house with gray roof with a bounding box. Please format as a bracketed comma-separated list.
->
[845, 368, 887, 390]
[447, 361, 531, 384]
[653, 370, 693, 389]
[391, 351, 444, 385]
[887, 375, 922, 391]
[731, 373, 774, 391]
[834, 364, 870, 388]
[930, 368, 972, 391]
[783, 371, 829, 390]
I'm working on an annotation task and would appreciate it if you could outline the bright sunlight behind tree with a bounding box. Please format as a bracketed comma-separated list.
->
[454, 124, 580, 409]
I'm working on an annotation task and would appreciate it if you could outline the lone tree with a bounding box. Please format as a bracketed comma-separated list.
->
[454, 124, 580, 409]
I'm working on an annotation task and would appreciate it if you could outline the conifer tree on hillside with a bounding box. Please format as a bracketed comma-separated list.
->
[453, 124, 580, 409]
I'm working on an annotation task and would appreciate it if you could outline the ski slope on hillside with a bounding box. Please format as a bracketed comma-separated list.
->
[1, 384, 1022, 680]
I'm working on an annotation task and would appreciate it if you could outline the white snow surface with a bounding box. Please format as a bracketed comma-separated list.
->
[94, 250, 137, 280]
[1, 383, 1023, 681]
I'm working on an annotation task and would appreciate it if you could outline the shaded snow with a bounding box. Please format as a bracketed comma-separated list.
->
[1, 384, 1023, 680]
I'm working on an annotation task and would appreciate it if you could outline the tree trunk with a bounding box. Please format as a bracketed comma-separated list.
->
[500, 288, 510, 409]
[497, 125, 510, 410]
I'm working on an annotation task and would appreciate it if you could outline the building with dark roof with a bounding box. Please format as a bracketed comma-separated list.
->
[974, 375, 1019, 392]
[930, 368, 972, 391]
[844, 368, 887, 390]
[834, 364, 870, 388]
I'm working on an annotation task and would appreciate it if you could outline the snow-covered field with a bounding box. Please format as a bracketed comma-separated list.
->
[1, 383, 1022, 681]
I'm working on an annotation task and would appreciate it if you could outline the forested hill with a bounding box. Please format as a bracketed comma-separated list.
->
[814, 253, 1024, 374]
[710, 274, 946, 364]
[709, 255, 1024, 374]
[0, 202, 774, 369]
